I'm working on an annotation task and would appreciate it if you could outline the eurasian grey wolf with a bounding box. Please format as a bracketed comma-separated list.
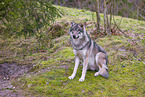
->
[68, 21, 109, 82]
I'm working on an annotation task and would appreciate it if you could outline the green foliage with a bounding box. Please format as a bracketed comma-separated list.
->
[1, 0, 62, 38]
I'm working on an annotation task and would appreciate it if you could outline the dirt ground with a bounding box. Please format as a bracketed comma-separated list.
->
[0, 63, 32, 97]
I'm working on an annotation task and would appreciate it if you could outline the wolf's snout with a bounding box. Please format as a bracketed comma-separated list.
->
[73, 35, 79, 39]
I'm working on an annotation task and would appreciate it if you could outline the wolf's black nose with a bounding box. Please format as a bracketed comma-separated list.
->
[73, 35, 79, 39]
[73, 35, 76, 39]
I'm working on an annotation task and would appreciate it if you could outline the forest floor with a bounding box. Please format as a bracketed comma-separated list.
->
[0, 5, 145, 96]
[0, 63, 30, 97]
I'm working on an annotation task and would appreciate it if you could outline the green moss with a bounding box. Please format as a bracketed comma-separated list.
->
[41, 47, 74, 68]
[21, 60, 144, 96]
[57, 47, 74, 58]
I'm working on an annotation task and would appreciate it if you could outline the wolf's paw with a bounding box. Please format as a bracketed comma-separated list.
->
[79, 78, 85, 82]
[94, 72, 99, 76]
[68, 75, 75, 79]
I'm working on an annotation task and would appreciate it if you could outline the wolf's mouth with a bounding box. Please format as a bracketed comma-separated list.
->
[73, 35, 79, 39]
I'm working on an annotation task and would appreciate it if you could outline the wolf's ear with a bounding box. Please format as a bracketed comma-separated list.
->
[80, 23, 83, 28]
[71, 21, 75, 27]
[79, 22, 86, 28]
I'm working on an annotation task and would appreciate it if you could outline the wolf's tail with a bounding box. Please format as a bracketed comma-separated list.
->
[99, 68, 109, 78]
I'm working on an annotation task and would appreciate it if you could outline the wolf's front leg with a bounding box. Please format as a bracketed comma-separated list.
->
[68, 56, 80, 80]
[79, 57, 89, 82]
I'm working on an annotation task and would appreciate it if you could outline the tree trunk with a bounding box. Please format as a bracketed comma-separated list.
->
[103, 0, 107, 33]
[93, 0, 100, 33]
[108, 0, 113, 35]
[96, 0, 100, 32]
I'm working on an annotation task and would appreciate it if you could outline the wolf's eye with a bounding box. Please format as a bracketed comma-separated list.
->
[70, 28, 73, 32]
[78, 32, 81, 34]
[78, 29, 81, 31]
[78, 29, 83, 32]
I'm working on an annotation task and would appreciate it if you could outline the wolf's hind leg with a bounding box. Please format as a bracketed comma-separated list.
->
[94, 66, 100, 77]
[94, 52, 109, 78]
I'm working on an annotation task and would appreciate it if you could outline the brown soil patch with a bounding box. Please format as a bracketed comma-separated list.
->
[0, 63, 32, 97]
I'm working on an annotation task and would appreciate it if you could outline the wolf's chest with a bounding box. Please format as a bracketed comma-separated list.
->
[73, 49, 87, 60]
[74, 49, 98, 70]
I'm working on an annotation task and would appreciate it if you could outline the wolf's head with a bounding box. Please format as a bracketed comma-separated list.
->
[69, 21, 87, 40]
[69, 21, 90, 50]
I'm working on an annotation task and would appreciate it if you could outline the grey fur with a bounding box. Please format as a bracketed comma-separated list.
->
[68, 22, 109, 82]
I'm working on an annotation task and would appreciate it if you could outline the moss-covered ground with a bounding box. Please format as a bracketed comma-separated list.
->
[1, 5, 145, 96]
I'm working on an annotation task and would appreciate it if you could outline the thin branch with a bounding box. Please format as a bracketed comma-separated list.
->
[138, 14, 145, 20]
[134, 2, 145, 12]
[113, 15, 128, 37]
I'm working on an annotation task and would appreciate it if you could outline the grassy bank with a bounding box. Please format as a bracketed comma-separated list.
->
[1, 5, 145, 96]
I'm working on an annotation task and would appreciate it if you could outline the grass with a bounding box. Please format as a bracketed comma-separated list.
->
[1, 5, 145, 96]
[18, 35, 144, 96]
[18, 47, 144, 96]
